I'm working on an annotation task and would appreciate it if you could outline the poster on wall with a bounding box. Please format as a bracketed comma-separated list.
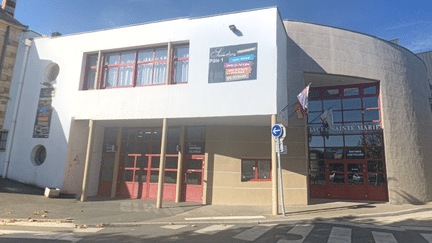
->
[346, 147, 365, 160]
[186, 142, 205, 155]
[33, 88, 54, 138]
[208, 43, 257, 83]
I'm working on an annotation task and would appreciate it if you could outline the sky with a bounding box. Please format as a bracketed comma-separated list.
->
[11, 0, 432, 54]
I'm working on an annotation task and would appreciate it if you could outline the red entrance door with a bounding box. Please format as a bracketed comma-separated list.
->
[116, 154, 144, 198]
[115, 128, 178, 201]
[116, 154, 177, 201]
[182, 155, 204, 202]
[310, 159, 387, 201]
[326, 161, 367, 200]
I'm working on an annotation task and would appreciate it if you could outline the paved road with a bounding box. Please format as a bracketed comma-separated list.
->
[2, 221, 432, 242]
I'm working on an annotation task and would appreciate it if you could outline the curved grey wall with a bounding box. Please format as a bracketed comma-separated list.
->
[284, 20, 432, 204]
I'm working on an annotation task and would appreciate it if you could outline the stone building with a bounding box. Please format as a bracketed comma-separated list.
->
[0, 7, 26, 147]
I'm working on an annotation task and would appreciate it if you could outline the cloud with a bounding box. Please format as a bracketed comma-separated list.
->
[406, 34, 432, 53]
[385, 21, 432, 31]
[376, 20, 432, 53]
[99, 6, 131, 29]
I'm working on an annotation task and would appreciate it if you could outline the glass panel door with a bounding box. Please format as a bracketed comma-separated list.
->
[183, 155, 204, 202]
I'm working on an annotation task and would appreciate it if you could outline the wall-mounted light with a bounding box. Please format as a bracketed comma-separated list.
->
[40, 62, 59, 89]
[40, 81, 52, 87]
[229, 24, 243, 37]
[45, 62, 60, 83]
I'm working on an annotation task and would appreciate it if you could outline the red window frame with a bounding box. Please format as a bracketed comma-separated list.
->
[102, 51, 137, 89]
[308, 83, 386, 188]
[241, 159, 271, 182]
[308, 83, 381, 125]
[171, 45, 189, 84]
[82, 44, 189, 90]
[146, 155, 179, 184]
[136, 47, 169, 86]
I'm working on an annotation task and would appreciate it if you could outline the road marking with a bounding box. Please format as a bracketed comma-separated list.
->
[371, 231, 397, 243]
[2, 221, 74, 228]
[233, 224, 276, 241]
[74, 228, 103, 233]
[401, 226, 432, 231]
[277, 224, 315, 243]
[194, 224, 234, 235]
[421, 233, 432, 243]
[161, 225, 188, 230]
[327, 227, 351, 243]
[0, 230, 81, 242]
[331, 221, 405, 232]
[185, 215, 265, 220]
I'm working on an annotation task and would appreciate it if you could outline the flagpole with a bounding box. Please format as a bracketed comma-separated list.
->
[280, 96, 299, 113]
[288, 110, 297, 119]
[307, 103, 339, 123]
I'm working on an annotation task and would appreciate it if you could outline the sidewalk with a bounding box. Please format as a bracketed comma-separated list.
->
[2, 177, 432, 228]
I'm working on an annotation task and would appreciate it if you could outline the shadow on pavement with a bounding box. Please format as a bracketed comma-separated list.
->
[284, 203, 376, 216]
[0, 177, 44, 195]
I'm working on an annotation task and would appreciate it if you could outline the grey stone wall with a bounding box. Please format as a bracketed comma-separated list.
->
[417, 51, 432, 85]
[284, 20, 432, 204]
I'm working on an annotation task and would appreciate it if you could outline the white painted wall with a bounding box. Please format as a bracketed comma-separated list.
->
[71, 9, 279, 120]
[2, 7, 285, 190]
[276, 12, 288, 124]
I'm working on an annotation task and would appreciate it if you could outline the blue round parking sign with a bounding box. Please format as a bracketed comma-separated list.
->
[271, 124, 282, 138]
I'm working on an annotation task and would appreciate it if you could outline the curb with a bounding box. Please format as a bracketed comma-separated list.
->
[1, 207, 432, 227]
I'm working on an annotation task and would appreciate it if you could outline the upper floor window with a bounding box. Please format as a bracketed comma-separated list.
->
[82, 44, 189, 90]
[173, 45, 189, 84]
[104, 51, 136, 87]
[136, 48, 168, 86]
[84, 54, 98, 90]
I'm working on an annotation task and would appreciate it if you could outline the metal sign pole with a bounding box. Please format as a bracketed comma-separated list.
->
[276, 137, 286, 216]
[272, 124, 286, 216]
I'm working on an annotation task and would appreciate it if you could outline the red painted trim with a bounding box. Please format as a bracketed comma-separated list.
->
[308, 83, 387, 201]
[241, 159, 272, 182]
[182, 154, 205, 202]
[82, 44, 189, 90]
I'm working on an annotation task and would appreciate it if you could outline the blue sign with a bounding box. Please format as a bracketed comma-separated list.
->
[229, 54, 255, 63]
[271, 124, 282, 138]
